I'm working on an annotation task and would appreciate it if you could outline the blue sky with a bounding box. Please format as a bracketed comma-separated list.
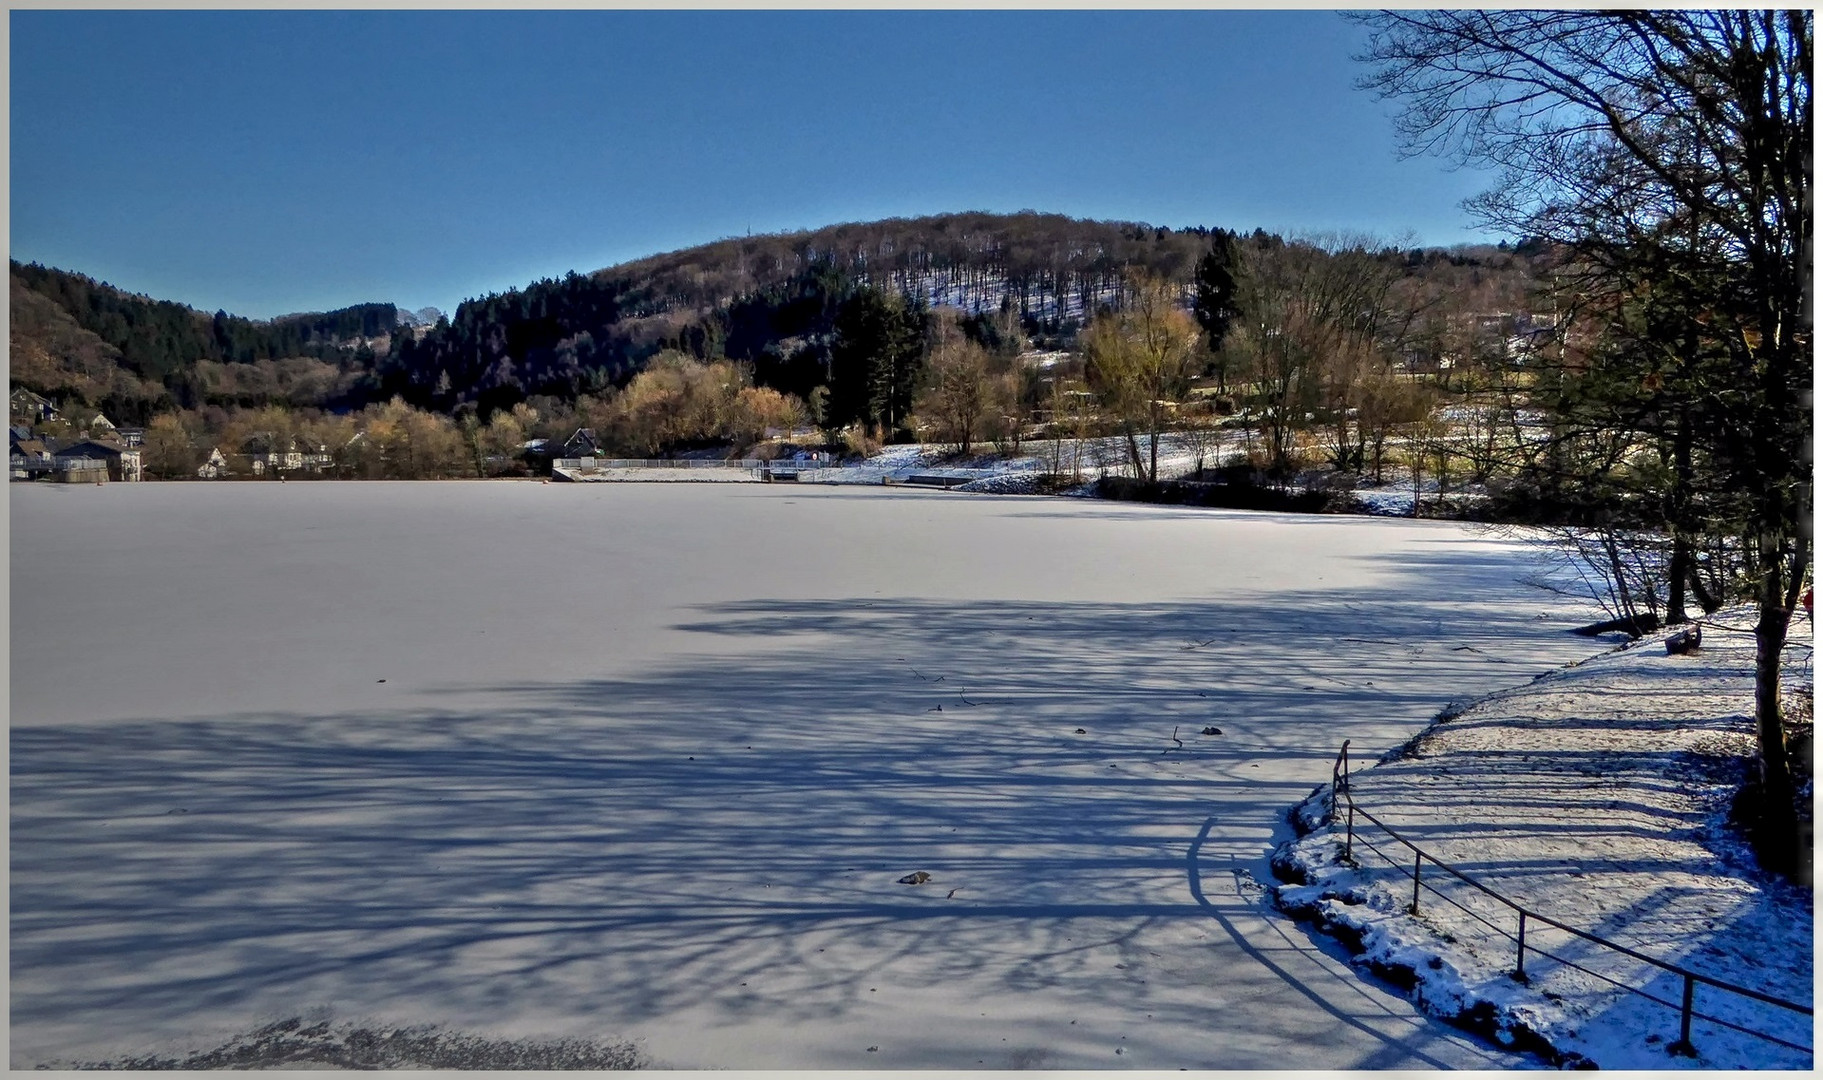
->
[11, 10, 1501, 320]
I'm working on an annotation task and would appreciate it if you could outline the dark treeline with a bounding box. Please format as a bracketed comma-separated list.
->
[373, 272, 639, 417]
[382, 260, 939, 438]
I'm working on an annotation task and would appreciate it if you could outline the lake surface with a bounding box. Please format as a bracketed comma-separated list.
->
[11, 481, 1603, 1067]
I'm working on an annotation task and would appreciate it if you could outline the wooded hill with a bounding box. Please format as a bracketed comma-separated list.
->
[11, 212, 1541, 425]
[9, 260, 397, 425]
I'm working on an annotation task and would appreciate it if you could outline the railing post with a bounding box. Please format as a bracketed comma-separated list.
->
[1514, 911, 1527, 982]
[1410, 852, 1423, 914]
[1344, 804, 1355, 862]
[1331, 739, 1350, 823]
[1669, 974, 1697, 1056]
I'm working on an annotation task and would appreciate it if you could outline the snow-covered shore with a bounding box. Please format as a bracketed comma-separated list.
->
[1271, 611, 1814, 1069]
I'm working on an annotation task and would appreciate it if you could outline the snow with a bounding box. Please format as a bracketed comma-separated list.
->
[556, 433, 1248, 491]
[1351, 485, 1422, 517]
[1271, 612, 1814, 1069]
[13, 481, 1613, 1068]
[561, 464, 764, 482]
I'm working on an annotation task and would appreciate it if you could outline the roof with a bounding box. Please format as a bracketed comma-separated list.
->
[56, 439, 130, 459]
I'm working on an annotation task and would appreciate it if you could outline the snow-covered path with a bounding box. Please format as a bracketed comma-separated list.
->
[11, 482, 1604, 1068]
[1273, 617, 1813, 1069]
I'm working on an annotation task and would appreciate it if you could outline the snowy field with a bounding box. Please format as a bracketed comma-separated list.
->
[11, 481, 1608, 1068]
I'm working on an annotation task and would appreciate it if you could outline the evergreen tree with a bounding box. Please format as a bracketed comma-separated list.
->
[1192, 230, 1241, 392]
[828, 286, 925, 435]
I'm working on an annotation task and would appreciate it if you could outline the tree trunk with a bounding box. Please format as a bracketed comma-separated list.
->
[1410, 436, 1424, 518]
[1666, 533, 1691, 625]
[1124, 428, 1144, 478]
[1752, 549, 1798, 873]
[1604, 531, 1639, 625]
[1666, 410, 1695, 624]
[1686, 556, 1721, 614]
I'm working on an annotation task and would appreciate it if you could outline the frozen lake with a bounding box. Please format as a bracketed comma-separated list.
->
[11, 481, 1603, 1068]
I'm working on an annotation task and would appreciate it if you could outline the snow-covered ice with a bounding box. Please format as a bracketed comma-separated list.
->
[1273, 614, 1813, 1069]
[11, 481, 1611, 1068]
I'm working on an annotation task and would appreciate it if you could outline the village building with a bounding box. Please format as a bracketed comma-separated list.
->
[562, 427, 601, 459]
[9, 388, 58, 426]
[197, 447, 231, 479]
[54, 439, 143, 482]
[64, 410, 119, 439]
[10, 434, 55, 480]
[241, 433, 331, 475]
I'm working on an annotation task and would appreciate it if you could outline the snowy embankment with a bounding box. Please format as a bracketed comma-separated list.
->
[555, 433, 1217, 488]
[558, 465, 764, 482]
[554, 432, 1518, 522]
[1271, 611, 1814, 1069]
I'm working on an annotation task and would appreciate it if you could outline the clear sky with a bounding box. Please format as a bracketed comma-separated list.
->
[10, 9, 1502, 321]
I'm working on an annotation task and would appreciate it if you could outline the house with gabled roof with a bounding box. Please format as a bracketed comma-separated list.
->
[10, 434, 54, 480]
[241, 432, 331, 475]
[55, 438, 142, 482]
[197, 446, 231, 479]
[10, 388, 57, 425]
[562, 427, 602, 458]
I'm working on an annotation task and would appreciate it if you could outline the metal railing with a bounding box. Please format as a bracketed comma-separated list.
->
[1327, 740, 1812, 1058]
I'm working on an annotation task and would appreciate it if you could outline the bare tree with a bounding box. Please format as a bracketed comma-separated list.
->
[143, 412, 198, 480]
[1356, 9, 1811, 868]
[1082, 274, 1202, 481]
[1231, 237, 1408, 478]
[916, 331, 995, 456]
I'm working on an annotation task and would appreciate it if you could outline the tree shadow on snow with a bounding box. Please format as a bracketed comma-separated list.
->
[11, 575, 1599, 1068]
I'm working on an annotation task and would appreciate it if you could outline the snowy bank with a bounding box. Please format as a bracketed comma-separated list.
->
[1271, 611, 1814, 1069]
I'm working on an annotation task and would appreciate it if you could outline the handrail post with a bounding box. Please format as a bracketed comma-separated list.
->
[1410, 852, 1422, 914]
[1514, 911, 1527, 982]
[1669, 974, 1697, 1056]
[1331, 740, 1350, 823]
[1344, 804, 1355, 862]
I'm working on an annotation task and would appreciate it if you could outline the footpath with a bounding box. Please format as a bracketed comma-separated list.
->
[1271, 607, 1813, 1070]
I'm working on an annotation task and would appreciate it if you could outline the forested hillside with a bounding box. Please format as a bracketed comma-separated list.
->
[9, 261, 395, 423]
[11, 211, 1544, 434]
[366, 212, 1245, 418]
[367, 212, 1545, 422]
